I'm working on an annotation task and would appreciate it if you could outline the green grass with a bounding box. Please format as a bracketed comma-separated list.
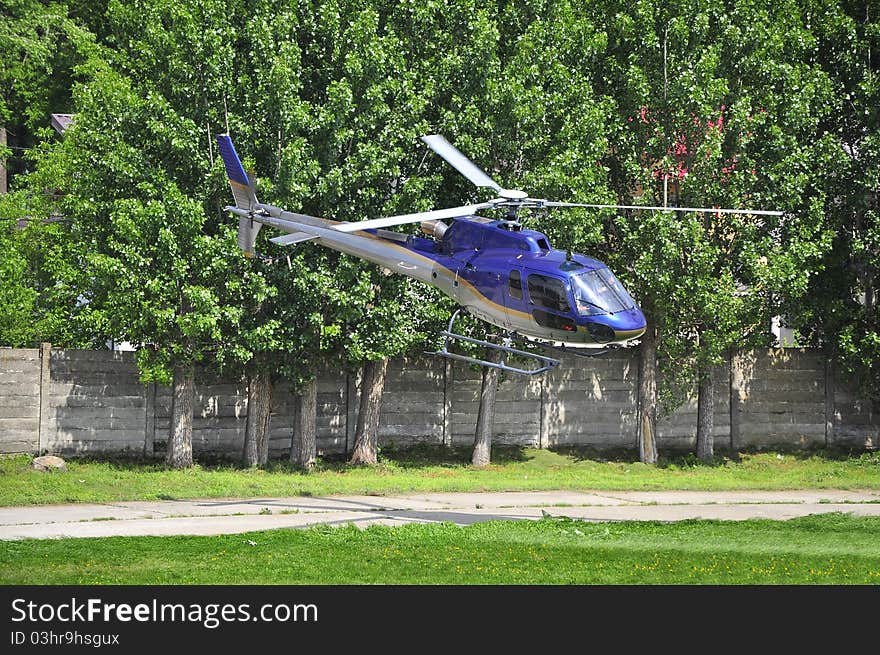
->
[2, 513, 879, 584]
[2, 446, 879, 506]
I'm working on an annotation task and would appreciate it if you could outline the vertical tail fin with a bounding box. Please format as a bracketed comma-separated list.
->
[216, 134, 262, 256]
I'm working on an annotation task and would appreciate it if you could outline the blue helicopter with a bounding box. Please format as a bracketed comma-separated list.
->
[219, 134, 781, 375]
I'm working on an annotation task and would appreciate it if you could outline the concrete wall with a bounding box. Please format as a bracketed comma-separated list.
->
[0, 345, 876, 457]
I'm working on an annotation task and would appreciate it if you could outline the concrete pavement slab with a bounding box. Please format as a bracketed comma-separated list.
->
[399, 491, 641, 507]
[2, 490, 880, 541]
[0, 511, 379, 540]
[601, 490, 880, 505]
[527, 502, 880, 522]
[110, 494, 454, 517]
[0, 503, 159, 526]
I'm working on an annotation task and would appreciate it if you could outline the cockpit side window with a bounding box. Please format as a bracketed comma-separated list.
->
[527, 274, 570, 312]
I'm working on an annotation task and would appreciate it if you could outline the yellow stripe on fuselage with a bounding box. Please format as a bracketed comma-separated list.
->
[351, 228, 535, 321]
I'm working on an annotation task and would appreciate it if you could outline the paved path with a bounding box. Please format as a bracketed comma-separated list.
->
[2, 489, 880, 540]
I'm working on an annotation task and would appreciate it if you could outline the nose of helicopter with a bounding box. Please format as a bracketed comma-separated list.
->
[580, 307, 647, 343]
[609, 306, 647, 341]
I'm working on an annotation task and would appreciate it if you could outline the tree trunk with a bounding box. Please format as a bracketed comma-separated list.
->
[349, 358, 388, 465]
[696, 367, 715, 462]
[166, 362, 194, 469]
[637, 321, 659, 464]
[243, 369, 272, 467]
[0, 127, 7, 195]
[290, 377, 317, 470]
[472, 348, 501, 467]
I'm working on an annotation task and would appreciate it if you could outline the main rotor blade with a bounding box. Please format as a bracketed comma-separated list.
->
[570, 203, 784, 216]
[333, 202, 497, 233]
[539, 201, 596, 208]
[421, 134, 502, 192]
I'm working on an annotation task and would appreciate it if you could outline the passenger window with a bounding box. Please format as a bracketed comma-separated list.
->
[508, 270, 523, 300]
[527, 274, 571, 312]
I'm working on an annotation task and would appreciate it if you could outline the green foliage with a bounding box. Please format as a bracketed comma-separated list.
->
[572, 0, 841, 409]
[3, 0, 877, 411]
[0, 198, 38, 346]
[0, 190, 93, 347]
[27, 59, 243, 381]
[0, 0, 100, 180]
[787, 0, 879, 399]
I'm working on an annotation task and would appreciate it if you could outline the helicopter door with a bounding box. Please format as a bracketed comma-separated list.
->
[453, 252, 479, 304]
[525, 272, 577, 337]
[458, 252, 510, 328]
[503, 267, 526, 329]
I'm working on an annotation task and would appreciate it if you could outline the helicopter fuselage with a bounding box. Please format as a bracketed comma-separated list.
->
[404, 216, 646, 347]
[245, 204, 646, 348]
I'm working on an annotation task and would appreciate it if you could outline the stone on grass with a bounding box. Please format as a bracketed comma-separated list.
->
[32, 455, 67, 472]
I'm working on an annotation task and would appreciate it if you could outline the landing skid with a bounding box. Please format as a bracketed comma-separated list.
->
[425, 310, 560, 376]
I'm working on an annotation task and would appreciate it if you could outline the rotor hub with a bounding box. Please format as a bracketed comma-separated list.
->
[497, 188, 528, 201]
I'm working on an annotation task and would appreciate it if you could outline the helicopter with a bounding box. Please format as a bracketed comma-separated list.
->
[218, 133, 782, 375]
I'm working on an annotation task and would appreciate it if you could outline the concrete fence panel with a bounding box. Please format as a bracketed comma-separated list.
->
[0, 348, 42, 454]
[47, 349, 147, 455]
[0, 345, 876, 458]
[543, 350, 640, 449]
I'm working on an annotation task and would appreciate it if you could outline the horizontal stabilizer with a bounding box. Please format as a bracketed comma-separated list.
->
[269, 232, 319, 246]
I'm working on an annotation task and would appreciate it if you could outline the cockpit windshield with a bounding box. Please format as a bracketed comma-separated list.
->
[571, 268, 636, 316]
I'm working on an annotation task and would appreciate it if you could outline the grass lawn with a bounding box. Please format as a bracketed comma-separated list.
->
[1, 513, 878, 584]
[1, 446, 879, 506]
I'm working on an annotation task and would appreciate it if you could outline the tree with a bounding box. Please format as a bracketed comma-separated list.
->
[95, 0, 324, 468]
[29, 0, 335, 469]
[444, 1, 611, 465]
[348, 357, 387, 465]
[212, 246, 354, 468]
[290, 376, 317, 470]
[579, 0, 837, 462]
[471, 348, 502, 467]
[343, 269, 447, 465]
[790, 1, 879, 403]
[284, 1, 493, 465]
[31, 59, 244, 467]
